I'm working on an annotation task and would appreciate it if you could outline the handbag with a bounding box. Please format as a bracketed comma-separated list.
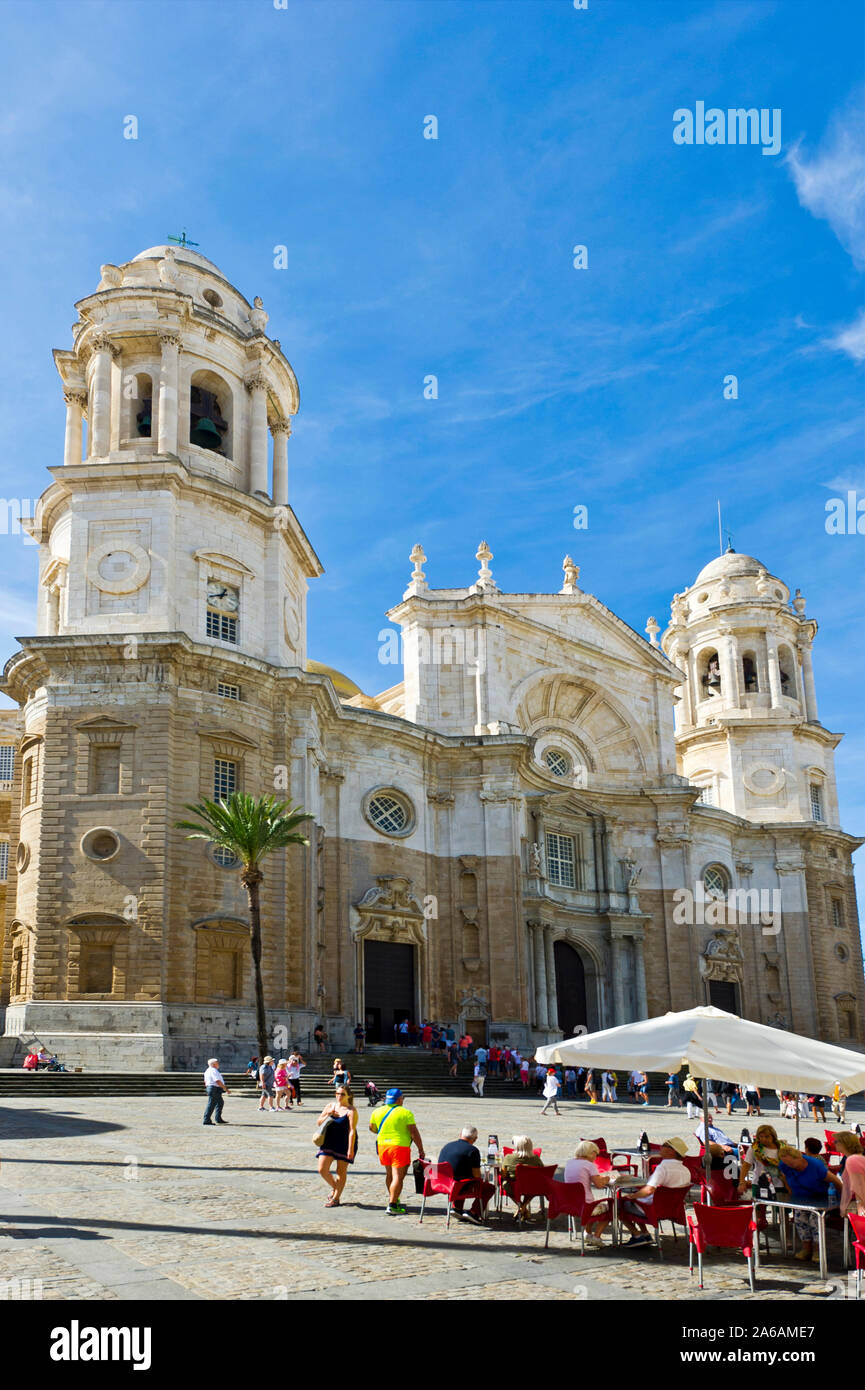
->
[313, 1113, 335, 1147]
[412, 1157, 429, 1194]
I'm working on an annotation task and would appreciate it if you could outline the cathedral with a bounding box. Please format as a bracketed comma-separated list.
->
[0, 243, 862, 1069]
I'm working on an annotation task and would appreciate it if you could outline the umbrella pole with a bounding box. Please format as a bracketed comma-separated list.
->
[795, 1103, 800, 1150]
[702, 1083, 712, 1203]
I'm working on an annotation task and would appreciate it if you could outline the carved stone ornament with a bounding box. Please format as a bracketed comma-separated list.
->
[458, 989, 488, 1013]
[353, 875, 427, 944]
[700, 928, 745, 983]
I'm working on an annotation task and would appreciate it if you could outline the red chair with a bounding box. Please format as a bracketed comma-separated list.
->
[682, 1155, 707, 1185]
[848, 1213, 865, 1299]
[586, 1138, 638, 1175]
[506, 1163, 557, 1221]
[619, 1184, 688, 1259]
[544, 1181, 612, 1254]
[824, 1129, 839, 1154]
[827, 1153, 843, 1175]
[699, 1169, 743, 1206]
[418, 1162, 488, 1228]
[687, 1202, 757, 1292]
[503, 1145, 542, 1156]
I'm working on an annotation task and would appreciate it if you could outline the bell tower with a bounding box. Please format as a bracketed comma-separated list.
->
[661, 549, 840, 825]
[43, 243, 321, 666]
[0, 245, 323, 1068]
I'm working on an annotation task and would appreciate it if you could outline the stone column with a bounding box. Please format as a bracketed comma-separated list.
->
[246, 373, 269, 497]
[63, 390, 86, 467]
[531, 922, 549, 1030]
[677, 643, 694, 725]
[720, 631, 740, 708]
[633, 935, 648, 1019]
[544, 927, 558, 1032]
[271, 419, 291, 506]
[766, 629, 783, 708]
[611, 935, 626, 1025]
[799, 641, 819, 722]
[157, 332, 182, 456]
[88, 334, 115, 459]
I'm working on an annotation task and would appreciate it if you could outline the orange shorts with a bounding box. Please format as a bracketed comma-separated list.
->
[378, 1144, 411, 1169]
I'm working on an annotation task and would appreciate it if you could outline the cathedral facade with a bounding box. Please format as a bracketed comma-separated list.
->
[1, 245, 862, 1069]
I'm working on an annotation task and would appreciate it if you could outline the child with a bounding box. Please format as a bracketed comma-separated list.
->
[274, 1059, 291, 1110]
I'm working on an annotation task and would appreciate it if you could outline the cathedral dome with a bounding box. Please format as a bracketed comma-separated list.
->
[306, 660, 364, 699]
[130, 244, 224, 275]
[692, 552, 765, 585]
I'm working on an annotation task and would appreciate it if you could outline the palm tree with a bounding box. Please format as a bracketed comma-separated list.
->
[177, 792, 313, 1063]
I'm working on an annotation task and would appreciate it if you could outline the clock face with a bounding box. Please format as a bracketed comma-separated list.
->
[207, 582, 239, 613]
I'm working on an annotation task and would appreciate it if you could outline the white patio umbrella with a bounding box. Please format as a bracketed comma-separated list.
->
[535, 1005, 865, 1187]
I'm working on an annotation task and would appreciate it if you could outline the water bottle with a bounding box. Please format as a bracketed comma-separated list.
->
[639, 1130, 650, 1156]
[740, 1128, 751, 1147]
[757, 1171, 770, 1201]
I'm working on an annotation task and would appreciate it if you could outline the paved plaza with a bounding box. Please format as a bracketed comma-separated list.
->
[0, 1086, 860, 1302]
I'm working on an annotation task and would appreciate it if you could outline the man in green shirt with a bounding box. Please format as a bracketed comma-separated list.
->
[369, 1087, 426, 1215]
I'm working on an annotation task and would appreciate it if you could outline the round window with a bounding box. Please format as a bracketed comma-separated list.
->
[81, 828, 120, 862]
[16, 841, 30, 873]
[702, 865, 728, 899]
[211, 844, 240, 870]
[835, 943, 849, 963]
[365, 789, 414, 837]
[544, 748, 572, 779]
[202, 288, 223, 309]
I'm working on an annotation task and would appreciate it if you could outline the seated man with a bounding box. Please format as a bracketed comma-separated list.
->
[694, 1119, 738, 1154]
[437, 1125, 495, 1224]
[619, 1137, 692, 1246]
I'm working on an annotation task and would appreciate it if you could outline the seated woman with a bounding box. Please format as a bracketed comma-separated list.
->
[834, 1132, 865, 1218]
[501, 1135, 545, 1223]
[563, 1140, 612, 1247]
[777, 1144, 842, 1263]
[737, 1124, 788, 1195]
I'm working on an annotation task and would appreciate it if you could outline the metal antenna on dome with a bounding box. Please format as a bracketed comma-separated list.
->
[717, 500, 723, 556]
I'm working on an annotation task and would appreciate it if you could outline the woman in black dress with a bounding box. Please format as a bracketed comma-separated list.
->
[316, 1085, 358, 1207]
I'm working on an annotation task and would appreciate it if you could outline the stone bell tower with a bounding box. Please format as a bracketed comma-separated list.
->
[661, 548, 840, 825]
[0, 244, 322, 1066]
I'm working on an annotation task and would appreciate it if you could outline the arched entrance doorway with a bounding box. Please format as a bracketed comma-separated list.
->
[352, 876, 428, 1044]
[553, 940, 588, 1036]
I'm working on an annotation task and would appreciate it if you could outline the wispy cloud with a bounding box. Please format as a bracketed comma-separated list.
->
[787, 90, 865, 361]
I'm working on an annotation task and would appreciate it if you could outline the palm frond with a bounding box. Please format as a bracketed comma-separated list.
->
[176, 792, 313, 868]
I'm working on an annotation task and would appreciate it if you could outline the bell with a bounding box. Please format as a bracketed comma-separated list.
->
[190, 414, 223, 450]
[136, 409, 151, 437]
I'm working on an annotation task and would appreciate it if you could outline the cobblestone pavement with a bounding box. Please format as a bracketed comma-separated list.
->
[0, 1087, 859, 1301]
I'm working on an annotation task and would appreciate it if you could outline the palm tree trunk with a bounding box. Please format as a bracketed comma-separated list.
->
[245, 874, 268, 1063]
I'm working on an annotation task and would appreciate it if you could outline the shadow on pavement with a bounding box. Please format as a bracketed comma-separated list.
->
[0, 1107, 126, 1139]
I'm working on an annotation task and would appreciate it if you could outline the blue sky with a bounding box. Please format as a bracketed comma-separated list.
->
[0, 0, 863, 902]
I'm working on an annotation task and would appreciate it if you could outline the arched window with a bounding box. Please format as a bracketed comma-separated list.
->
[702, 863, 730, 899]
[125, 371, 153, 440]
[742, 652, 758, 693]
[700, 650, 721, 698]
[777, 644, 796, 700]
[189, 370, 232, 457]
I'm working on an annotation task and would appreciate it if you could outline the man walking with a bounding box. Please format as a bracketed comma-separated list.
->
[541, 1067, 562, 1115]
[369, 1087, 425, 1216]
[203, 1057, 229, 1126]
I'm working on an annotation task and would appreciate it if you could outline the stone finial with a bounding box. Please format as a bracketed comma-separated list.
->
[645, 616, 660, 646]
[792, 588, 806, 615]
[403, 543, 428, 598]
[475, 540, 496, 589]
[561, 555, 580, 593]
[410, 543, 427, 584]
[98, 263, 122, 290]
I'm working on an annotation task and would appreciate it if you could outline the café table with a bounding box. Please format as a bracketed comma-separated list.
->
[610, 1147, 653, 1181]
[609, 1173, 648, 1247]
[751, 1194, 833, 1280]
[481, 1158, 503, 1213]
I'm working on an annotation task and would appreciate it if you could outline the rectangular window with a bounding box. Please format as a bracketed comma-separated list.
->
[89, 745, 121, 794]
[546, 832, 576, 889]
[211, 948, 241, 1000]
[810, 784, 824, 821]
[697, 785, 715, 806]
[213, 758, 237, 802]
[0, 744, 14, 781]
[206, 610, 238, 644]
[217, 682, 240, 700]
[832, 899, 844, 930]
[0, 841, 8, 882]
[81, 945, 114, 994]
[21, 757, 34, 806]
